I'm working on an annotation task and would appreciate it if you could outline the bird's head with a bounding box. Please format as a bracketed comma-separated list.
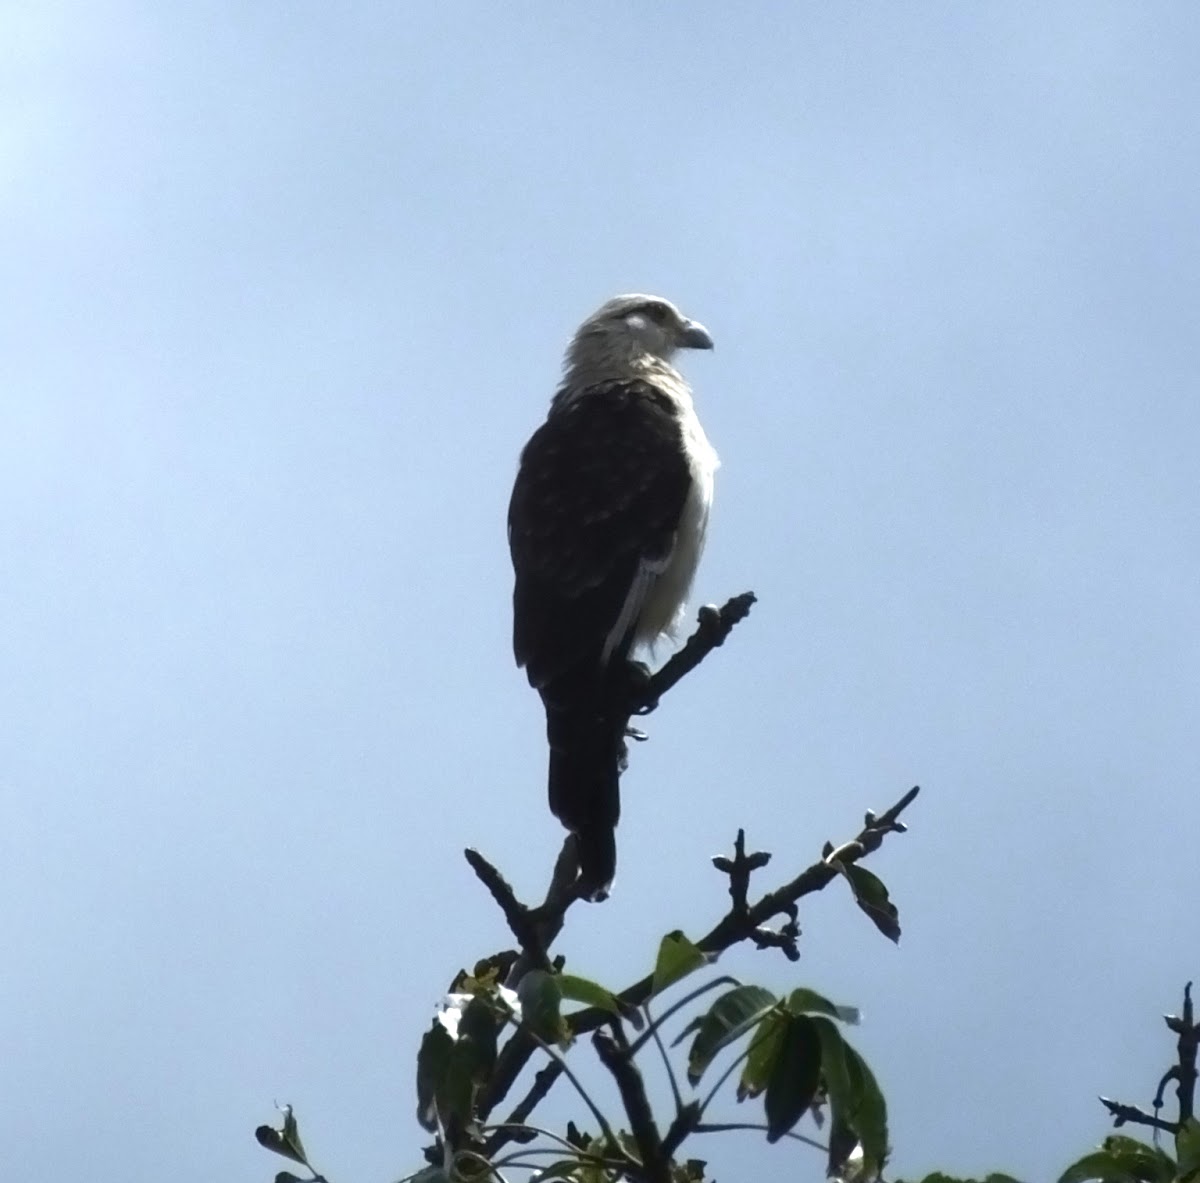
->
[564, 294, 713, 378]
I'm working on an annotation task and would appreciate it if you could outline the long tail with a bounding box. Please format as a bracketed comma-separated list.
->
[541, 667, 629, 901]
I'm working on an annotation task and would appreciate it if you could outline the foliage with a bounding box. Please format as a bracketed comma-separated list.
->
[251, 596, 1196, 1181]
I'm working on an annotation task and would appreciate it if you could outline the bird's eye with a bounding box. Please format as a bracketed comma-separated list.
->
[643, 301, 672, 324]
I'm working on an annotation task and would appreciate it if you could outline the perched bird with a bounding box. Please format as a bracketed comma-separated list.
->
[507, 294, 718, 900]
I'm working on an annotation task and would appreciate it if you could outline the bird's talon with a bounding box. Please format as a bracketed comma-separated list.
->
[624, 659, 652, 689]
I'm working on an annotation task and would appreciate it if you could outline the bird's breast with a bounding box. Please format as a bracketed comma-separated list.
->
[634, 394, 719, 646]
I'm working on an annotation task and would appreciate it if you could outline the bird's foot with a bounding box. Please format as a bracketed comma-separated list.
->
[623, 659, 659, 714]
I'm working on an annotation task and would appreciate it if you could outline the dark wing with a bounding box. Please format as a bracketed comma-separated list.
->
[508, 379, 693, 689]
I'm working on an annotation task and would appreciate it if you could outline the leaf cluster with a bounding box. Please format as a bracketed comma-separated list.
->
[399, 930, 888, 1181]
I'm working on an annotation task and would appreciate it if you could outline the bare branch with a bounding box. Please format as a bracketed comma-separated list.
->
[1100, 980, 1198, 1137]
[711, 828, 772, 916]
[463, 849, 543, 949]
[592, 1025, 670, 1183]
[470, 597, 757, 972]
[635, 592, 757, 714]
[702, 785, 920, 954]
[1169, 981, 1197, 1124]
[482, 1063, 563, 1155]
[1099, 1096, 1178, 1135]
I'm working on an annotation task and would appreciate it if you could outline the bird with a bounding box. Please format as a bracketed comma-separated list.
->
[507, 294, 718, 900]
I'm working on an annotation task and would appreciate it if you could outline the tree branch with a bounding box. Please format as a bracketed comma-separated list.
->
[592, 1025, 670, 1183]
[463, 848, 550, 968]
[1098, 1096, 1178, 1135]
[634, 592, 757, 714]
[704, 785, 920, 952]
[476, 783, 921, 1135]
[482, 1062, 563, 1156]
[1099, 980, 1198, 1137]
[466, 595, 920, 1173]
[1168, 980, 1197, 1124]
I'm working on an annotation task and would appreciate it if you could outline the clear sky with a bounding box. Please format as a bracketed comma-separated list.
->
[3, 3, 1199, 1181]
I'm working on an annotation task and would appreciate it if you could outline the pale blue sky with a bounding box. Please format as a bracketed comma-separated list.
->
[3, 4, 1199, 1181]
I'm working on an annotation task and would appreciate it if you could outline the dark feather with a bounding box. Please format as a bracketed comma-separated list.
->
[509, 376, 695, 900]
[508, 378, 693, 687]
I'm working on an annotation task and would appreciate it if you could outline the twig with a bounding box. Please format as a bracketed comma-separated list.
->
[643, 1001, 685, 1115]
[463, 848, 547, 965]
[522, 837, 583, 957]
[712, 830, 801, 959]
[703, 785, 920, 954]
[692, 1120, 826, 1153]
[582, 785, 919, 1022]
[711, 828, 771, 916]
[465, 835, 584, 986]
[1099, 980, 1198, 1137]
[626, 977, 740, 1058]
[1152, 1068, 1180, 1129]
[635, 593, 757, 714]
[482, 1064, 564, 1156]
[527, 1033, 616, 1148]
[1098, 1097, 1178, 1135]
[1166, 981, 1197, 1124]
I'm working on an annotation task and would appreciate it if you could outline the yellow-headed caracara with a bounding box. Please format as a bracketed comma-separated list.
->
[508, 295, 718, 900]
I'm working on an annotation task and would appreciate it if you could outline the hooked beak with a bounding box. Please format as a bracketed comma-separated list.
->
[678, 319, 714, 350]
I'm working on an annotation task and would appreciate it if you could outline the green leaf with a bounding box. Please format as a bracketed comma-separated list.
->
[652, 931, 711, 995]
[671, 1015, 704, 1048]
[253, 1126, 298, 1163]
[558, 973, 622, 1018]
[738, 1010, 788, 1101]
[785, 987, 861, 1024]
[826, 1115, 858, 1179]
[1057, 1137, 1176, 1183]
[1057, 1151, 1140, 1183]
[531, 1162, 584, 1180]
[1102, 1135, 1176, 1183]
[894, 1176, 1028, 1183]
[415, 1021, 455, 1131]
[811, 1017, 888, 1176]
[1178, 1118, 1200, 1180]
[842, 1041, 888, 1172]
[842, 864, 901, 943]
[421, 996, 502, 1129]
[518, 969, 569, 1044]
[764, 1014, 822, 1142]
[456, 994, 501, 1078]
[273, 1173, 308, 1183]
[685, 984, 778, 1085]
[254, 1104, 308, 1167]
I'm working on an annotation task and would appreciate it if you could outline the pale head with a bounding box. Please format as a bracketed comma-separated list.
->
[563, 294, 714, 379]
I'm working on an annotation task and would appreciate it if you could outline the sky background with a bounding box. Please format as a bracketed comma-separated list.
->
[3, 3, 1199, 1181]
